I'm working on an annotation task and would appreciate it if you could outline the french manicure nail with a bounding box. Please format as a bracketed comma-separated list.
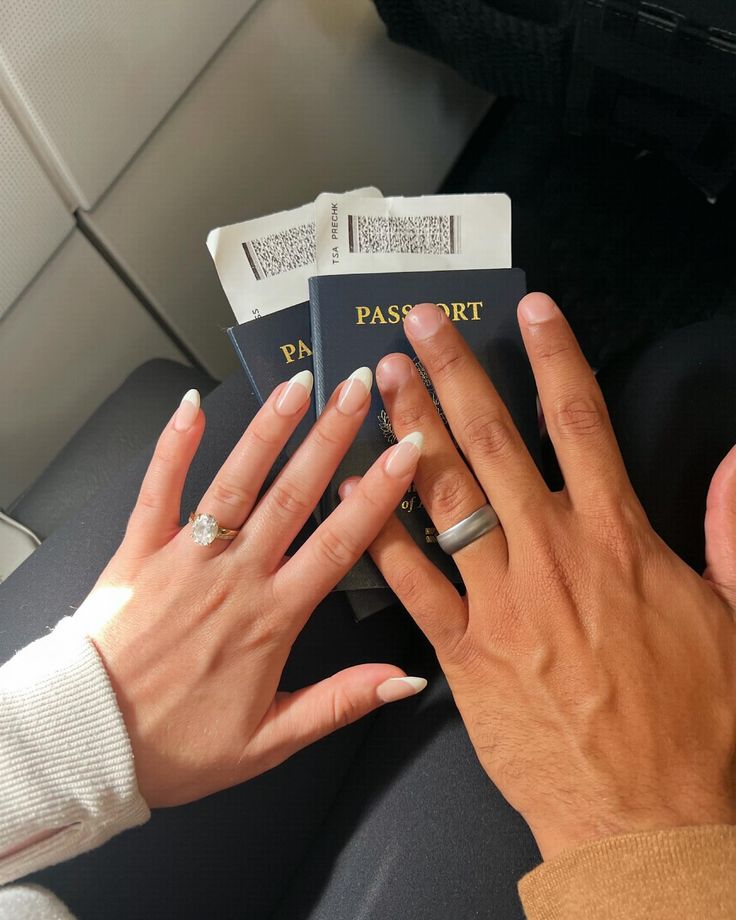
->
[173, 389, 200, 431]
[377, 676, 428, 703]
[385, 431, 423, 478]
[519, 293, 558, 324]
[337, 367, 372, 415]
[275, 370, 313, 416]
[404, 302, 444, 340]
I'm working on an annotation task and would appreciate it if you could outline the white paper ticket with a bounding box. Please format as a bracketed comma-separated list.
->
[206, 187, 382, 324]
[314, 192, 511, 276]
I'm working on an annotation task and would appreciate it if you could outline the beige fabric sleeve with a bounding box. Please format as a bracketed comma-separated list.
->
[519, 824, 736, 920]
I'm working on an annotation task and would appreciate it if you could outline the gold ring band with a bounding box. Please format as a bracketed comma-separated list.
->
[189, 511, 239, 546]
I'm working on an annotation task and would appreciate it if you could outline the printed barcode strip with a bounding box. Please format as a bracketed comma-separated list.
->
[242, 242, 264, 281]
[242, 223, 316, 280]
[347, 214, 460, 256]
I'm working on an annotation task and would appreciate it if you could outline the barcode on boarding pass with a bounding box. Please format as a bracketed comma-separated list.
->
[347, 215, 460, 255]
[242, 222, 316, 280]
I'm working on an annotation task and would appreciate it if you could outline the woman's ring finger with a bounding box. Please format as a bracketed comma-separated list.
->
[180, 369, 314, 557]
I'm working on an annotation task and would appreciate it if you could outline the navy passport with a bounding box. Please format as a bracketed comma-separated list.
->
[309, 268, 540, 591]
[227, 307, 395, 618]
[228, 302, 314, 452]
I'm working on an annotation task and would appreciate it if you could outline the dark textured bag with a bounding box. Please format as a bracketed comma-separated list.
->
[373, 0, 736, 198]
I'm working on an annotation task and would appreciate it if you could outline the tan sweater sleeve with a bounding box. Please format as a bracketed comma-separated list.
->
[518, 824, 736, 920]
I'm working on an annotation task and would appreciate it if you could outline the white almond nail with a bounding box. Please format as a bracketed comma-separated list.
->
[377, 676, 428, 703]
[401, 431, 424, 451]
[173, 389, 200, 431]
[384, 431, 424, 479]
[337, 366, 373, 415]
[182, 388, 200, 408]
[275, 369, 313, 416]
[348, 366, 373, 392]
[290, 369, 314, 396]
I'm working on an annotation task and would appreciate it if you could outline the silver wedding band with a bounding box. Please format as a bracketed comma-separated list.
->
[437, 503, 499, 555]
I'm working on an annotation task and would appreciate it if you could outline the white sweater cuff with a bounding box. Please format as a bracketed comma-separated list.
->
[0, 884, 77, 919]
[0, 617, 150, 884]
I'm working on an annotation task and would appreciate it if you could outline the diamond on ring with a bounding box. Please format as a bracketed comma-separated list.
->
[191, 512, 219, 546]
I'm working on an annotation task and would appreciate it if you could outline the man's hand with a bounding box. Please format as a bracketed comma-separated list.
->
[360, 296, 736, 861]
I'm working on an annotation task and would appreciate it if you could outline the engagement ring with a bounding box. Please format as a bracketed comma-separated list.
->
[188, 511, 239, 546]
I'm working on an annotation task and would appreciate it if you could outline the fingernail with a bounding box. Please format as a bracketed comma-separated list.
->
[275, 370, 313, 416]
[338, 479, 359, 499]
[385, 431, 423, 478]
[377, 676, 428, 703]
[404, 303, 444, 340]
[519, 293, 559, 324]
[337, 367, 372, 415]
[173, 389, 200, 431]
[376, 354, 412, 391]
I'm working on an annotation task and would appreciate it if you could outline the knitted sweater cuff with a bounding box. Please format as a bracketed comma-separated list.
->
[0, 617, 150, 884]
[518, 824, 736, 920]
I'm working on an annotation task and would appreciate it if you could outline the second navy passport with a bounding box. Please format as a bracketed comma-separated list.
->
[309, 268, 539, 592]
[228, 301, 314, 453]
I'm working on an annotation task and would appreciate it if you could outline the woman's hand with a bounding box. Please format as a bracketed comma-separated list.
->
[363, 296, 736, 861]
[75, 368, 426, 808]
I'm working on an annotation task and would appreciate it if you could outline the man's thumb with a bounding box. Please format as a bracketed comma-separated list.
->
[704, 443, 736, 606]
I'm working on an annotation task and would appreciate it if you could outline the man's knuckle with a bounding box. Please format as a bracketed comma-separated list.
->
[533, 333, 571, 364]
[526, 530, 575, 591]
[443, 629, 479, 671]
[427, 344, 466, 378]
[605, 530, 638, 565]
[553, 394, 605, 439]
[463, 412, 513, 458]
[392, 402, 428, 431]
[392, 564, 427, 606]
[425, 469, 469, 519]
[591, 508, 638, 561]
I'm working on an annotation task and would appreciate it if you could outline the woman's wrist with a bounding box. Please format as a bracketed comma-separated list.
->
[0, 619, 149, 883]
